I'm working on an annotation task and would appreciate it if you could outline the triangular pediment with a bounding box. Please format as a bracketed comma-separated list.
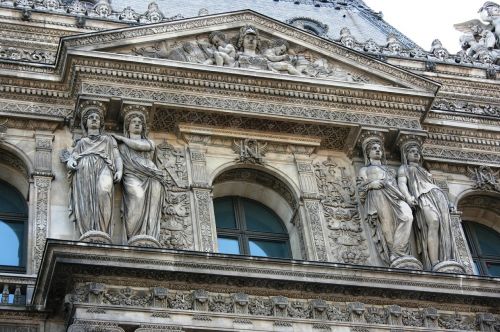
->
[61, 10, 439, 94]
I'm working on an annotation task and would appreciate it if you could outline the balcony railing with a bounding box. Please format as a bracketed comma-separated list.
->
[0, 273, 36, 307]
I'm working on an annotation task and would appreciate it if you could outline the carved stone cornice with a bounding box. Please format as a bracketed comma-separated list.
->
[33, 240, 500, 312]
[80, 82, 422, 131]
[422, 145, 500, 167]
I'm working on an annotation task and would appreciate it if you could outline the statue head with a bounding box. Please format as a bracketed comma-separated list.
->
[208, 31, 227, 48]
[361, 133, 385, 165]
[238, 25, 260, 52]
[479, 1, 500, 21]
[122, 105, 148, 138]
[79, 100, 106, 135]
[402, 142, 422, 165]
[271, 39, 289, 54]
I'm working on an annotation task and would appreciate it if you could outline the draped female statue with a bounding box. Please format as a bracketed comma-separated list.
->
[397, 141, 465, 273]
[112, 107, 165, 247]
[66, 102, 123, 243]
[357, 134, 422, 270]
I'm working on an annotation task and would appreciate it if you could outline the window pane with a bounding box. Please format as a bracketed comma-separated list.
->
[217, 237, 241, 255]
[473, 223, 500, 256]
[249, 239, 290, 258]
[0, 181, 26, 214]
[242, 199, 286, 234]
[0, 220, 24, 267]
[214, 197, 237, 229]
[485, 262, 500, 277]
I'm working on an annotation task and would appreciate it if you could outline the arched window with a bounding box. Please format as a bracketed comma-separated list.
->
[214, 196, 291, 259]
[462, 221, 500, 277]
[0, 180, 28, 272]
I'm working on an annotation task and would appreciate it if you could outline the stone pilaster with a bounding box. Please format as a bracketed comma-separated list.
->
[450, 211, 475, 274]
[188, 143, 216, 252]
[294, 154, 328, 261]
[31, 176, 52, 273]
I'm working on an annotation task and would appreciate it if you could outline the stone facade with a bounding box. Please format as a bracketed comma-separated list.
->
[0, 1, 499, 331]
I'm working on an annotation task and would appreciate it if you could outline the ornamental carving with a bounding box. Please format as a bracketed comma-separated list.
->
[313, 157, 369, 264]
[127, 25, 371, 83]
[232, 138, 268, 164]
[432, 99, 500, 118]
[467, 165, 500, 192]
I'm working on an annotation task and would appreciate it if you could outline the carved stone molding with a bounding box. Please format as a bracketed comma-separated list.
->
[34, 133, 53, 176]
[68, 320, 125, 332]
[81, 83, 423, 132]
[422, 145, 500, 166]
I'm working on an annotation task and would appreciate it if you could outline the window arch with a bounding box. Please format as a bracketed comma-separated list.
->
[0, 180, 28, 272]
[214, 196, 291, 259]
[462, 221, 500, 277]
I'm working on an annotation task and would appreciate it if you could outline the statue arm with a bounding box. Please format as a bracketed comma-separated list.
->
[357, 168, 368, 204]
[264, 50, 287, 62]
[397, 166, 416, 206]
[112, 138, 123, 182]
[113, 134, 153, 152]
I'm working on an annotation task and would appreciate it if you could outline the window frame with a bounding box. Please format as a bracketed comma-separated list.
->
[462, 221, 500, 277]
[215, 196, 291, 259]
[0, 180, 28, 273]
[0, 212, 28, 273]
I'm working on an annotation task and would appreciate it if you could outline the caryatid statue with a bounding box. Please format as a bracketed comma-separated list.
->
[357, 133, 422, 270]
[112, 105, 166, 248]
[66, 101, 123, 243]
[397, 137, 465, 273]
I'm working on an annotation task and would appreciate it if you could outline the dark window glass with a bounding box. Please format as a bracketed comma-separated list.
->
[474, 223, 500, 256]
[214, 196, 291, 259]
[243, 199, 286, 234]
[463, 221, 500, 277]
[0, 182, 26, 214]
[214, 197, 237, 229]
[0, 180, 28, 271]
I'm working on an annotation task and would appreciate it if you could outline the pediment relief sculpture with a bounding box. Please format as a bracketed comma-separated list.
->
[122, 25, 371, 83]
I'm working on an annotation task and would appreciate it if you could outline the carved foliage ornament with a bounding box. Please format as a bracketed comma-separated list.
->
[313, 157, 368, 264]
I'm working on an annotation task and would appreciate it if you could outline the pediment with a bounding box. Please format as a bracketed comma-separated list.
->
[62, 10, 439, 94]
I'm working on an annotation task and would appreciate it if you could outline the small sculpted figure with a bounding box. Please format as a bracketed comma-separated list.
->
[112, 109, 166, 244]
[66, 104, 123, 242]
[358, 137, 419, 268]
[208, 31, 236, 67]
[264, 39, 301, 75]
[398, 142, 462, 272]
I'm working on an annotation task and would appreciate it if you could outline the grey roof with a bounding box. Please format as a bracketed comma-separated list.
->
[108, 0, 422, 49]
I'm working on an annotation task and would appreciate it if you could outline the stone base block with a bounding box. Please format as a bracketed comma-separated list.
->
[79, 231, 112, 244]
[432, 260, 466, 274]
[128, 235, 161, 248]
[390, 256, 423, 270]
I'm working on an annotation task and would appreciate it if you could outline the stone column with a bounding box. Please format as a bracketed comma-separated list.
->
[31, 132, 54, 273]
[188, 142, 216, 252]
[294, 154, 328, 262]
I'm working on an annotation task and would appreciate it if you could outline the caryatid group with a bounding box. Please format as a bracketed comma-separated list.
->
[358, 132, 465, 273]
[64, 102, 166, 248]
